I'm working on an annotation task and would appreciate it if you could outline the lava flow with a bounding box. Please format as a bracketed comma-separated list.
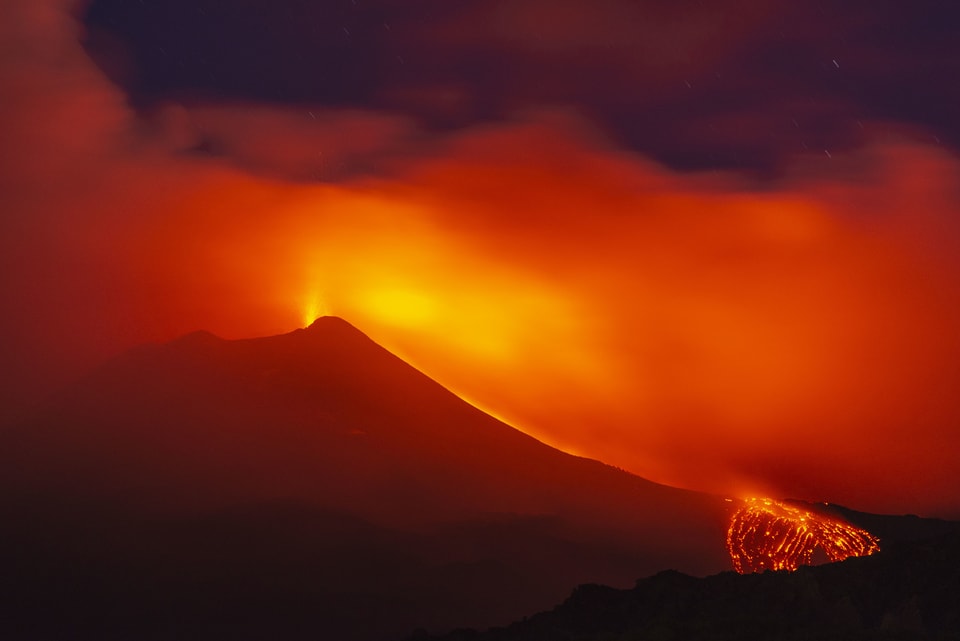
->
[726, 498, 881, 574]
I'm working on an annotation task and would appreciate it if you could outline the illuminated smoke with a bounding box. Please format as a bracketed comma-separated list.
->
[726, 498, 880, 574]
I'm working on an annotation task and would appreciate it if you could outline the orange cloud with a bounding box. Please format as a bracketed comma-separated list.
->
[2, 1, 959, 518]
[325, 120, 960, 518]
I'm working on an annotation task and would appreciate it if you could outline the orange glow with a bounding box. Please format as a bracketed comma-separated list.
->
[3, 16, 960, 518]
[726, 498, 880, 573]
[301, 293, 329, 328]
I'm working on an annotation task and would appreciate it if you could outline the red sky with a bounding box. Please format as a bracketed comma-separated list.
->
[2, 0, 960, 518]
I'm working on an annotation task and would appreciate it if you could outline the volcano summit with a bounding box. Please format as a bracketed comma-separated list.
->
[1, 317, 733, 640]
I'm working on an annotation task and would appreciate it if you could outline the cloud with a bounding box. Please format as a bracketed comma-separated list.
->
[80, 0, 960, 173]
[149, 103, 418, 182]
[0, 0, 131, 187]
[344, 116, 960, 517]
[3, 0, 960, 518]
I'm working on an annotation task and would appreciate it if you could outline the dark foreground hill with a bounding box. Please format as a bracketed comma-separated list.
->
[0, 317, 731, 641]
[411, 531, 960, 641]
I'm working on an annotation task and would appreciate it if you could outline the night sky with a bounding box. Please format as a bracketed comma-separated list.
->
[2, 0, 960, 517]
[82, 0, 959, 174]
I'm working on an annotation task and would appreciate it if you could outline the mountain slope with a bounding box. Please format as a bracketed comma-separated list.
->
[0, 317, 732, 640]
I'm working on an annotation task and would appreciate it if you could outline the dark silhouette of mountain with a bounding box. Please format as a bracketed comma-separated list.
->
[0, 317, 733, 641]
[818, 502, 960, 545]
[409, 531, 960, 641]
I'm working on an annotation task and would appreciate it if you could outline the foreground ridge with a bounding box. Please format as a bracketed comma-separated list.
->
[409, 531, 960, 641]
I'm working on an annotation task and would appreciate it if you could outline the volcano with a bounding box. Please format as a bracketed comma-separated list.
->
[0, 317, 732, 640]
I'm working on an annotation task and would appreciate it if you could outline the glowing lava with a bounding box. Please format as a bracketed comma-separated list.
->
[726, 498, 880, 574]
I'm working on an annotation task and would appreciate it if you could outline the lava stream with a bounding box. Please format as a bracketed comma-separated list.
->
[726, 498, 880, 574]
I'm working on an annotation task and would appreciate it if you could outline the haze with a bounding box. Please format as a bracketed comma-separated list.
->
[2, 0, 959, 518]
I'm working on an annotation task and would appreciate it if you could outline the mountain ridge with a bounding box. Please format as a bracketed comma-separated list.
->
[407, 530, 960, 641]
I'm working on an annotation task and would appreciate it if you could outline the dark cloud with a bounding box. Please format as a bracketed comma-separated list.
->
[82, 0, 960, 173]
[148, 102, 419, 181]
